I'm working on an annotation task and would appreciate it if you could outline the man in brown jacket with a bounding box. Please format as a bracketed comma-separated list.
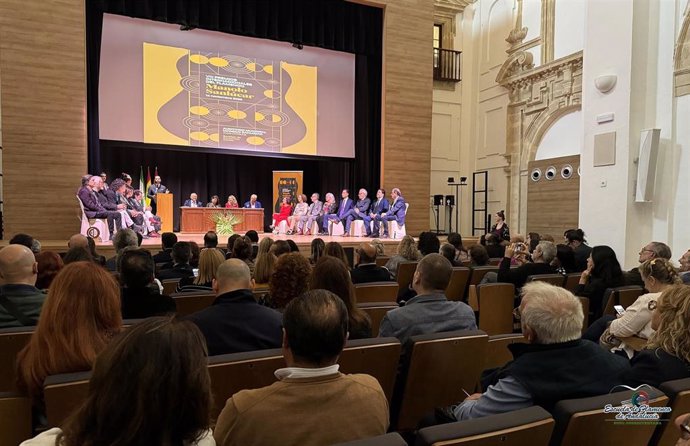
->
[214, 289, 389, 446]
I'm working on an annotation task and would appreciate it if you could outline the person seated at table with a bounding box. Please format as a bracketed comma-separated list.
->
[207, 195, 221, 208]
[184, 193, 203, 207]
[244, 194, 262, 208]
[342, 189, 371, 237]
[225, 195, 239, 208]
[271, 196, 293, 234]
[287, 194, 309, 235]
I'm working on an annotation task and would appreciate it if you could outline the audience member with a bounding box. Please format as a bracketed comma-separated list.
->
[35, 251, 64, 290]
[552, 244, 577, 274]
[245, 230, 260, 258]
[590, 258, 680, 358]
[135, 232, 143, 246]
[385, 235, 421, 278]
[67, 234, 88, 250]
[30, 239, 42, 255]
[86, 236, 106, 266]
[178, 248, 225, 292]
[447, 232, 469, 262]
[351, 244, 392, 284]
[564, 229, 592, 272]
[119, 249, 176, 319]
[680, 249, 690, 284]
[270, 240, 292, 258]
[622, 285, 690, 388]
[187, 259, 282, 356]
[0, 245, 46, 328]
[625, 241, 673, 287]
[203, 231, 219, 249]
[16, 262, 122, 407]
[105, 228, 138, 271]
[541, 234, 555, 243]
[189, 241, 201, 268]
[379, 254, 476, 346]
[63, 246, 93, 265]
[20, 317, 214, 446]
[265, 252, 312, 310]
[153, 232, 177, 264]
[157, 242, 195, 280]
[435, 282, 628, 422]
[286, 239, 300, 253]
[418, 232, 441, 256]
[484, 233, 505, 258]
[440, 243, 462, 267]
[225, 234, 241, 259]
[469, 244, 490, 267]
[232, 237, 255, 276]
[493, 241, 557, 290]
[526, 232, 541, 253]
[253, 238, 276, 284]
[309, 238, 326, 265]
[324, 241, 350, 268]
[371, 239, 386, 257]
[213, 290, 388, 446]
[9, 233, 35, 250]
[576, 245, 625, 318]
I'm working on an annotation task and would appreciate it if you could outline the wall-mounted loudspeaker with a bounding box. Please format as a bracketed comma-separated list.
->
[561, 165, 573, 179]
[545, 166, 556, 180]
[433, 195, 443, 206]
[635, 128, 661, 202]
[531, 168, 542, 182]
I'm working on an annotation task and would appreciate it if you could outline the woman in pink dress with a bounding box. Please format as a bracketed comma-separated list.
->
[271, 196, 293, 233]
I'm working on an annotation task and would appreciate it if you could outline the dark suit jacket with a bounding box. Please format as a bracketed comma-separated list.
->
[147, 184, 168, 202]
[336, 197, 355, 219]
[353, 198, 371, 216]
[121, 286, 176, 319]
[369, 198, 390, 216]
[244, 201, 263, 208]
[153, 249, 173, 264]
[388, 197, 406, 225]
[78, 187, 106, 217]
[183, 200, 204, 207]
[622, 348, 690, 388]
[351, 264, 393, 284]
[186, 289, 283, 356]
[97, 188, 119, 211]
[497, 258, 555, 290]
[157, 264, 195, 281]
[105, 256, 117, 272]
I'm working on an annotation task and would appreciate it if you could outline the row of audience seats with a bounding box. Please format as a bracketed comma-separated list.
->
[2, 327, 686, 446]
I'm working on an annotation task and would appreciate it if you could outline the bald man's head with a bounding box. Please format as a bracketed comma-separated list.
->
[357, 243, 377, 264]
[0, 245, 38, 286]
[68, 234, 89, 249]
[213, 259, 253, 295]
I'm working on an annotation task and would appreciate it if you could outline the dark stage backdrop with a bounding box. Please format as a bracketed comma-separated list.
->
[87, 0, 382, 231]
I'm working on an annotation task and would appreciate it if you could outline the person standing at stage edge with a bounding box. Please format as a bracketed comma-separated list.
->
[147, 176, 169, 216]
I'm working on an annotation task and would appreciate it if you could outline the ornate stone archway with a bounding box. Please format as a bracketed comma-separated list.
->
[675, 3, 690, 97]
[496, 50, 583, 233]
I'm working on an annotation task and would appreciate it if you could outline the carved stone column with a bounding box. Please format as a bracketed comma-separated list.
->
[675, 4, 690, 97]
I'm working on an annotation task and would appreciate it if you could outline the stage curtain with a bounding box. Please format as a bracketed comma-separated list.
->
[86, 0, 382, 231]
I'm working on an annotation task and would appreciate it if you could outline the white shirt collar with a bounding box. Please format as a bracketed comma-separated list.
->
[274, 364, 340, 380]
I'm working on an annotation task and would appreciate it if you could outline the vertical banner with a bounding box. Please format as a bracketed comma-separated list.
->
[272, 171, 303, 212]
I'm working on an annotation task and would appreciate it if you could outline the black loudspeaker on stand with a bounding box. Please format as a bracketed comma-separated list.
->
[432, 194, 444, 234]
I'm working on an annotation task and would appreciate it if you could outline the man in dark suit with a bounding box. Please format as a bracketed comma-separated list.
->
[244, 194, 262, 208]
[363, 188, 389, 237]
[186, 258, 283, 356]
[183, 193, 203, 207]
[324, 189, 354, 235]
[77, 175, 122, 233]
[157, 242, 195, 280]
[374, 187, 406, 239]
[119, 249, 176, 319]
[342, 188, 371, 237]
[153, 232, 177, 264]
[147, 175, 169, 215]
[350, 244, 392, 284]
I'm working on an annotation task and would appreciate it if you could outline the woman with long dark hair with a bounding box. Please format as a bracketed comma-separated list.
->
[20, 317, 214, 445]
[576, 245, 624, 319]
[490, 210, 510, 242]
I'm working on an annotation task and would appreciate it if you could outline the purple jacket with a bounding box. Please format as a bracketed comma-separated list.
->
[78, 187, 106, 218]
[389, 197, 407, 225]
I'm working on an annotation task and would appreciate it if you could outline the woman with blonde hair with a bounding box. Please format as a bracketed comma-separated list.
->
[17, 261, 123, 408]
[177, 248, 226, 292]
[254, 238, 277, 285]
[225, 195, 239, 208]
[385, 235, 421, 278]
[286, 194, 308, 235]
[622, 285, 690, 387]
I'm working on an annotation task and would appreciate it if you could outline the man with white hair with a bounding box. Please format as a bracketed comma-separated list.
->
[342, 188, 371, 237]
[0, 245, 47, 327]
[626, 241, 672, 287]
[494, 241, 558, 290]
[77, 175, 122, 232]
[436, 282, 629, 422]
[243, 194, 262, 209]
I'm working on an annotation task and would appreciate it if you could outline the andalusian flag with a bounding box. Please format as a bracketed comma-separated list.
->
[139, 166, 146, 206]
[145, 167, 152, 207]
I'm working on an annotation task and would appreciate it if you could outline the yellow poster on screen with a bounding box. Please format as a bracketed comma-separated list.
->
[272, 171, 303, 213]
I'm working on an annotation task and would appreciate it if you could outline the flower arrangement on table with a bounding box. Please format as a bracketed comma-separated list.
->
[209, 211, 243, 235]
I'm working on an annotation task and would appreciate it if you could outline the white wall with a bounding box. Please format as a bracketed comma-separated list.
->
[522, 0, 542, 42]
[554, 0, 585, 60]
[535, 111, 583, 160]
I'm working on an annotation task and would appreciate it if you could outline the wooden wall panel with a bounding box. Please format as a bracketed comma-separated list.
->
[526, 155, 580, 238]
[0, 0, 87, 239]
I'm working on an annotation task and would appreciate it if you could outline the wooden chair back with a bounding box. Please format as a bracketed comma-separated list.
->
[354, 282, 400, 304]
[577, 296, 590, 332]
[468, 266, 498, 286]
[161, 279, 180, 295]
[395, 330, 489, 431]
[445, 267, 471, 302]
[338, 337, 402, 403]
[332, 432, 408, 446]
[488, 258, 503, 266]
[416, 406, 554, 446]
[44, 371, 91, 427]
[396, 262, 418, 294]
[477, 283, 515, 336]
[0, 327, 33, 393]
[485, 334, 526, 373]
[0, 393, 32, 446]
[171, 292, 217, 316]
[376, 256, 390, 267]
[359, 302, 398, 336]
[655, 378, 690, 446]
[564, 273, 581, 293]
[603, 286, 645, 316]
[552, 388, 668, 446]
[527, 274, 565, 287]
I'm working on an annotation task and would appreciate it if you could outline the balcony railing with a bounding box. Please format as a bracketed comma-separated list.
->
[433, 48, 462, 82]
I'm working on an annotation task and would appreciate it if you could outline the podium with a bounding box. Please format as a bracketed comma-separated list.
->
[156, 193, 174, 233]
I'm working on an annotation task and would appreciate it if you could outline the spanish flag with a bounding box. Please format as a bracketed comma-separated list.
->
[145, 167, 152, 207]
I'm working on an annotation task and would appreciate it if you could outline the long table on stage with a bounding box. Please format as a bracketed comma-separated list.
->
[179, 207, 264, 233]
